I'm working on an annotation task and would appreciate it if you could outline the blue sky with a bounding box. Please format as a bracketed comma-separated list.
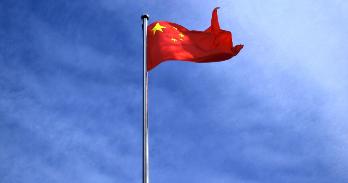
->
[1, 0, 348, 182]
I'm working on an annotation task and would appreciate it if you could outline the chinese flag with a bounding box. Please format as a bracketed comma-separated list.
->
[147, 8, 243, 71]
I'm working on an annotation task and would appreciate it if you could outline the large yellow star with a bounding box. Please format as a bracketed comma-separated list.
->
[152, 23, 166, 35]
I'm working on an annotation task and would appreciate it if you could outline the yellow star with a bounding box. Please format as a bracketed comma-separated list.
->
[171, 38, 177, 42]
[152, 23, 166, 35]
[179, 33, 184, 38]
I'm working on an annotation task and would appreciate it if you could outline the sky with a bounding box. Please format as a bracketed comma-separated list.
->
[1, 0, 348, 183]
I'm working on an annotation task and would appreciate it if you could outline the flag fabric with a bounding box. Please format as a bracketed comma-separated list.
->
[147, 7, 243, 71]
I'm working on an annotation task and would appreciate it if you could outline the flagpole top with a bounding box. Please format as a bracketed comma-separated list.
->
[141, 14, 149, 20]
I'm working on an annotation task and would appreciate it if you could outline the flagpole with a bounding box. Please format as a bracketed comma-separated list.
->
[141, 14, 150, 183]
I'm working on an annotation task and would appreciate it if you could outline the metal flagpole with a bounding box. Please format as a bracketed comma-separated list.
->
[141, 14, 150, 183]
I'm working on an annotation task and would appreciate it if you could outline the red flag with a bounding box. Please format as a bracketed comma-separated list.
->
[147, 8, 243, 71]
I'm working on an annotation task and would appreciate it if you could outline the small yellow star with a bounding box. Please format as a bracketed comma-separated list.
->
[171, 38, 178, 42]
[152, 23, 166, 35]
[179, 33, 184, 38]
